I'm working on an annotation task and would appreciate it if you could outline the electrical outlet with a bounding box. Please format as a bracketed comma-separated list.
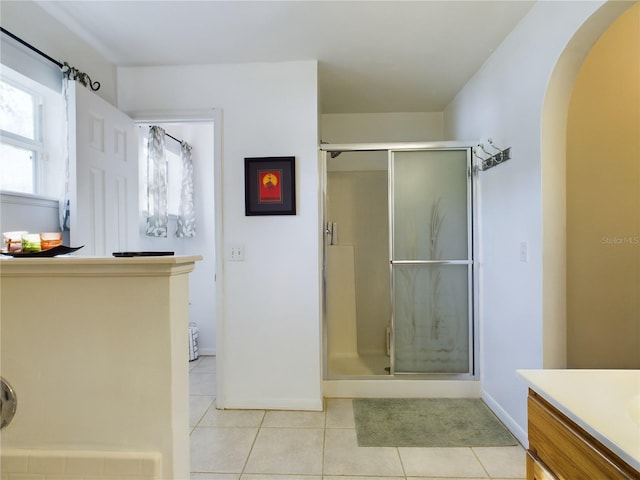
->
[229, 244, 245, 261]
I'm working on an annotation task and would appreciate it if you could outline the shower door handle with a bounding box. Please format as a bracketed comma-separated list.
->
[326, 222, 338, 245]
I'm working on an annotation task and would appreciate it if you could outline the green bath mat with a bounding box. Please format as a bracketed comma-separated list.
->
[352, 398, 518, 447]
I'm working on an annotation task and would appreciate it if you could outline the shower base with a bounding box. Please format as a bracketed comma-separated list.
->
[325, 353, 480, 399]
[323, 377, 481, 399]
[328, 353, 389, 376]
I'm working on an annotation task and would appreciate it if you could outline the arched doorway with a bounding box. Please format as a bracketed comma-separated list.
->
[541, 1, 638, 368]
[566, 3, 639, 368]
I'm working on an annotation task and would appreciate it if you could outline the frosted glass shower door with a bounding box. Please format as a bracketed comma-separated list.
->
[391, 149, 473, 374]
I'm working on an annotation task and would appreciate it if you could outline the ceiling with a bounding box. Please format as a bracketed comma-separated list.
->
[38, 1, 534, 114]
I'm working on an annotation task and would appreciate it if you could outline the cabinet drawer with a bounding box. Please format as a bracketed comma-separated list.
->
[528, 391, 639, 480]
[527, 452, 558, 480]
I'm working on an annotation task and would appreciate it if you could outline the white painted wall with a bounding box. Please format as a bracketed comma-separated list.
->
[321, 112, 443, 144]
[117, 62, 321, 410]
[443, 1, 630, 444]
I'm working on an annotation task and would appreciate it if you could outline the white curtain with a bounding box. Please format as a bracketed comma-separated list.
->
[59, 77, 71, 231]
[176, 141, 196, 237]
[145, 126, 168, 237]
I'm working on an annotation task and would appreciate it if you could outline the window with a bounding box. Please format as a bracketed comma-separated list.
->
[166, 144, 183, 216]
[0, 69, 64, 198]
[0, 143, 36, 192]
[0, 78, 43, 194]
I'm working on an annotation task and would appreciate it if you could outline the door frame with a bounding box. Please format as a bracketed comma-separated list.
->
[320, 141, 480, 380]
[130, 108, 224, 401]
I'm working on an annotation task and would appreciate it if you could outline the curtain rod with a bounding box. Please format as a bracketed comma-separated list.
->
[1, 26, 62, 68]
[166, 132, 182, 144]
[1, 27, 101, 91]
[140, 125, 184, 145]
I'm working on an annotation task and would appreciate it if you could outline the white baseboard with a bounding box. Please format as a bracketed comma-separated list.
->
[197, 347, 216, 356]
[482, 389, 528, 448]
[217, 396, 324, 411]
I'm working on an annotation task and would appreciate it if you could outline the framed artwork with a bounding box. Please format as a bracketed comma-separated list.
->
[244, 156, 296, 216]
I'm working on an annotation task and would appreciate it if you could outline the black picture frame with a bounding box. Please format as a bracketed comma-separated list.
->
[244, 156, 296, 216]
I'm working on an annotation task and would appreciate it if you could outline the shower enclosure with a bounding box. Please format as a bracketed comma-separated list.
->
[322, 143, 477, 380]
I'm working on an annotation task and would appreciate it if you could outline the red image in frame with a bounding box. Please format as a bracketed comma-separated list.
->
[258, 169, 283, 203]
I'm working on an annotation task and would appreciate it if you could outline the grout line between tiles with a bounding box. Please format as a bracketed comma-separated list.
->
[396, 445, 407, 479]
[470, 446, 491, 479]
[238, 408, 266, 477]
[322, 398, 327, 478]
[192, 396, 215, 429]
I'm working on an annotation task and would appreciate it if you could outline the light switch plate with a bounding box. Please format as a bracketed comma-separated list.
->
[229, 244, 245, 261]
[520, 241, 528, 262]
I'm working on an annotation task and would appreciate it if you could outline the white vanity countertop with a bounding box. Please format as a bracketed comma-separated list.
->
[518, 369, 640, 472]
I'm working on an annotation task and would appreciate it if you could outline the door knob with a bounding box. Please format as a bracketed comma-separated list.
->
[0, 377, 17, 429]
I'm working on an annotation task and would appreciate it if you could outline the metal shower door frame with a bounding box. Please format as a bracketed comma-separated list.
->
[388, 147, 476, 377]
[320, 141, 479, 380]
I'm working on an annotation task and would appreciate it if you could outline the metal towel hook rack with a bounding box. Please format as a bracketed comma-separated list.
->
[473, 138, 512, 172]
[478, 143, 493, 157]
[487, 138, 503, 152]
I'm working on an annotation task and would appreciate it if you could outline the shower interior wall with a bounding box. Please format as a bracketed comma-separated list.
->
[326, 150, 390, 375]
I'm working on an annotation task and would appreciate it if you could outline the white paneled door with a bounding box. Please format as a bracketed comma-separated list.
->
[68, 83, 138, 255]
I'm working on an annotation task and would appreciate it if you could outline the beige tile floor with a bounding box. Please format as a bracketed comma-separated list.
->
[189, 356, 527, 480]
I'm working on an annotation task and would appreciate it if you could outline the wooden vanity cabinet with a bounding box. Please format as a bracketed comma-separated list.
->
[526, 389, 640, 480]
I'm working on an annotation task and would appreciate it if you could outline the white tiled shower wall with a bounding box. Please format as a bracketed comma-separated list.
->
[0, 449, 161, 480]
